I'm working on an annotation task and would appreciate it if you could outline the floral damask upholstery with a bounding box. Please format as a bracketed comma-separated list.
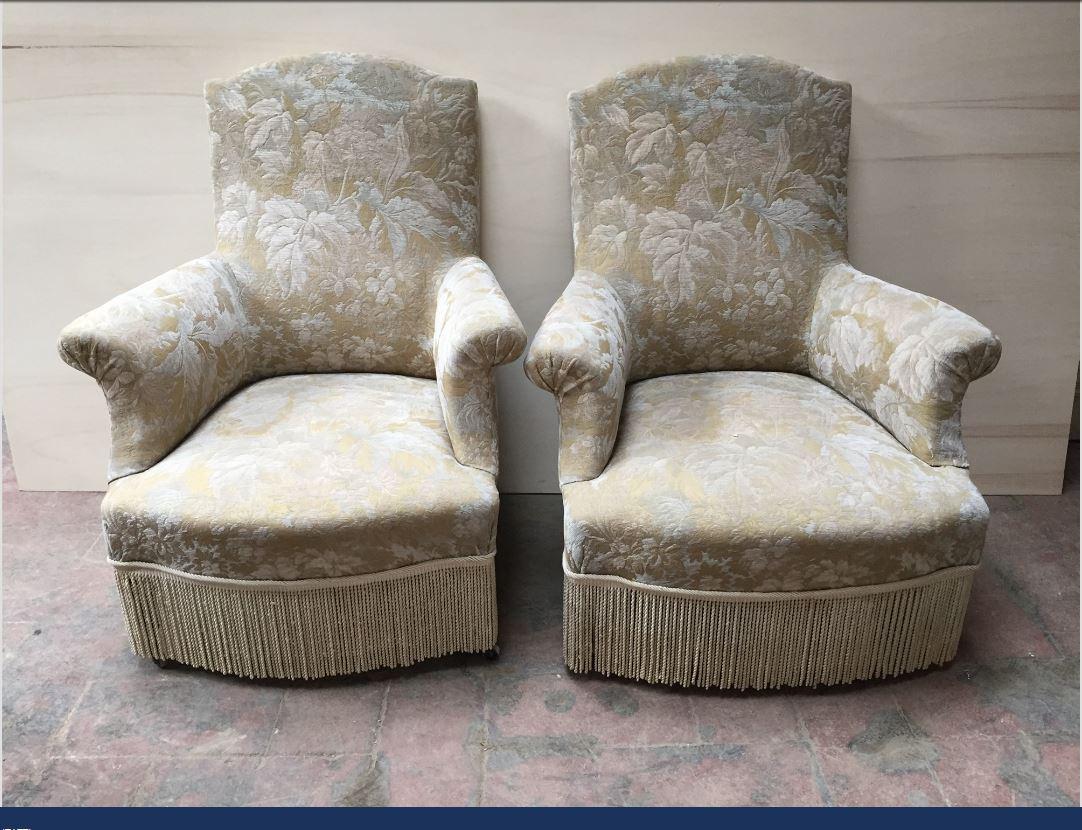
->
[59, 54, 525, 678]
[103, 374, 499, 581]
[526, 55, 1000, 689]
[563, 372, 989, 592]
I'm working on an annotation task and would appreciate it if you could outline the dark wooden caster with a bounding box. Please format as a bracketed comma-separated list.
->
[152, 658, 180, 670]
[483, 645, 500, 661]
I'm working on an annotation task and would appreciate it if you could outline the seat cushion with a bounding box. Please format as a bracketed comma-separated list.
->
[562, 372, 989, 592]
[103, 374, 498, 581]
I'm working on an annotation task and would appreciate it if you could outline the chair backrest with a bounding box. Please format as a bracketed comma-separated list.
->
[206, 52, 479, 377]
[570, 55, 851, 378]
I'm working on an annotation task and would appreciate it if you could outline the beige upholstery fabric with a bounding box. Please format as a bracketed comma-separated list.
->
[568, 54, 850, 379]
[526, 55, 999, 482]
[58, 256, 253, 481]
[526, 55, 1001, 688]
[435, 257, 529, 474]
[206, 53, 481, 378]
[103, 374, 498, 581]
[523, 55, 995, 683]
[60, 53, 525, 481]
[809, 263, 1001, 466]
[525, 270, 631, 484]
[562, 372, 989, 592]
[58, 54, 522, 677]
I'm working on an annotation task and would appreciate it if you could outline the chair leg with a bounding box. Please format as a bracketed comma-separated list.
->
[152, 657, 179, 670]
[483, 645, 500, 661]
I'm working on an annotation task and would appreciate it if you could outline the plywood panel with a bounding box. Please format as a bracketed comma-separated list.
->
[3, 1, 1078, 494]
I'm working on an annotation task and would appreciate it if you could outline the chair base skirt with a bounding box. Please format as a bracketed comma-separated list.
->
[563, 556, 977, 691]
[112, 553, 498, 680]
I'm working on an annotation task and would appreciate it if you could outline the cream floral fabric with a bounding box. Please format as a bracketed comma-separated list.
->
[526, 55, 998, 481]
[562, 372, 989, 592]
[568, 55, 850, 378]
[60, 53, 524, 481]
[435, 257, 528, 474]
[103, 374, 499, 581]
[525, 270, 631, 484]
[58, 256, 254, 480]
[809, 263, 1000, 466]
[206, 52, 483, 378]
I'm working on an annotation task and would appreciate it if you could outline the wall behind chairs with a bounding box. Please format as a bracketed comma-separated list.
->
[3, 1, 1078, 494]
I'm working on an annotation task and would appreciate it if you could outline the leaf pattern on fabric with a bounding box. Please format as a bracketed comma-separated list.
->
[808, 263, 1001, 466]
[562, 372, 990, 592]
[102, 374, 500, 580]
[626, 112, 679, 166]
[569, 55, 851, 378]
[207, 52, 483, 377]
[57, 257, 256, 480]
[255, 193, 361, 293]
[525, 270, 632, 485]
[60, 54, 525, 484]
[640, 208, 729, 305]
[434, 257, 528, 475]
[527, 55, 999, 491]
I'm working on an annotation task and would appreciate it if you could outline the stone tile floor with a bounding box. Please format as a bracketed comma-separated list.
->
[2, 432, 1078, 806]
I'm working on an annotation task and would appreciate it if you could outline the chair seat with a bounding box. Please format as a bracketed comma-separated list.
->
[103, 374, 498, 581]
[562, 371, 988, 593]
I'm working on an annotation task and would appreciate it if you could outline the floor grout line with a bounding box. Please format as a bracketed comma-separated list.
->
[791, 699, 834, 807]
[128, 754, 163, 807]
[82, 530, 104, 555]
[893, 692, 951, 806]
[368, 680, 391, 766]
[988, 561, 1065, 658]
[79, 530, 106, 563]
[46, 679, 93, 752]
[685, 694, 700, 742]
[258, 688, 290, 763]
[12, 679, 97, 805]
[593, 738, 798, 751]
[477, 670, 491, 807]
[41, 751, 381, 761]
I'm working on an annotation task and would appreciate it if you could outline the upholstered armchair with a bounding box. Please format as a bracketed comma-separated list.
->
[525, 56, 1000, 690]
[59, 53, 525, 679]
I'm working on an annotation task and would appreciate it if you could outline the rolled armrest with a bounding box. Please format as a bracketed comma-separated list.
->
[433, 256, 527, 475]
[524, 270, 632, 485]
[807, 262, 1001, 466]
[58, 255, 254, 480]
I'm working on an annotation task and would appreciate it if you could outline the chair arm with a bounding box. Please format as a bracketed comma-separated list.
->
[807, 262, 1001, 466]
[433, 256, 527, 475]
[524, 270, 632, 485]
[57, 255, 254, 481]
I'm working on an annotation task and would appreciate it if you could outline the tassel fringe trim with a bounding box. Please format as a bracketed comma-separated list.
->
[112, 553, 497, 680]
[563, 555, 977, 690]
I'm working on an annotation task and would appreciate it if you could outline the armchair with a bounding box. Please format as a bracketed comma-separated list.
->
[526, 56, 1000, 689]
[59, 53, 525, 679]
